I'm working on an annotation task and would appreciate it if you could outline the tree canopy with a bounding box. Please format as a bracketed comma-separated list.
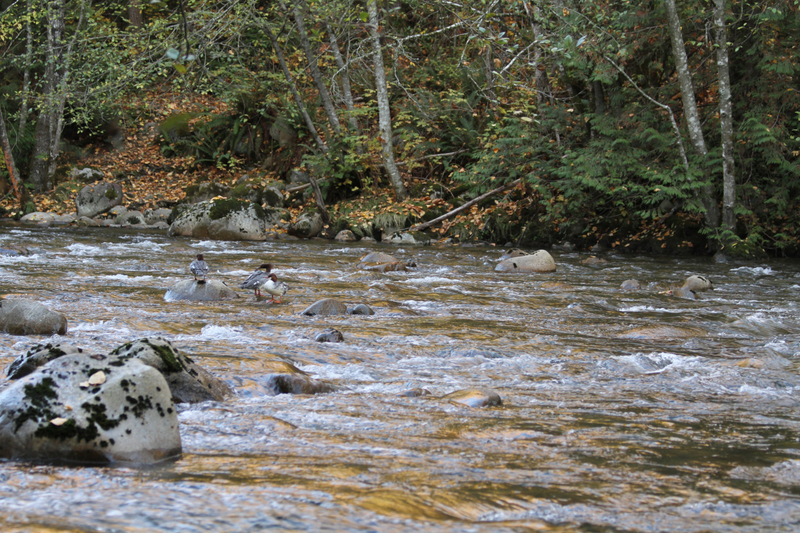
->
[0, 0, 798, 256]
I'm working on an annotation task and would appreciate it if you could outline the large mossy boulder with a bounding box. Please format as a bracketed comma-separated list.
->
[0, 352, 181, 464]
[164, 280, 239, 302]
[0, 299, 68, 336]
[75, 181, 124, 218]
[167, 199, 273, 241]
[495, 250, 556, 273]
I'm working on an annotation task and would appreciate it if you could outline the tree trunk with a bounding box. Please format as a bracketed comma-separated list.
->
[0, 108, 34, 211]
[367, 0, 407, 200]
[326, 21, 360, 136]
[17, 0, 34, 134]
[29, 0, 65, 191]
[663, 0, 720, 230]
[129, 0, 143, 29]
[290, 0, 342, 137]
[714, 0, 736, 236]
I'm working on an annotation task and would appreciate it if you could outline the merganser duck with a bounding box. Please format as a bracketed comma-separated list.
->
[239, 263, 273, 297]
[261, 273, 288, 303]
[190, 254, 209, 281]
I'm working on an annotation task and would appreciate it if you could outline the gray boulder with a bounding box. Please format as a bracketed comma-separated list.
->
[347, 304, 375, 316]
[289, 212, 323, 239]
[0, 299, 68, 336]
[116, 210, 146, 226]
[335, 229, 357, 242]
[0, 352, 181, 464]
[262, 186, 285, 208]
[168, 199, 272, 241]
[314, 328, 344, 343]
[301, 298, 348, 316]
[75, 182, 124, 218]
[184, 182, 231, 204]
[495, 250, 556, 273]
[144, 208, 173, 225]
[109, 337, 232, 403]
[164, 280, 239, 302]
[20, 212, 55, 224]
[69, 167, 105, 183]
[359, 251, 399, 264]
[263, 374, 337, 395]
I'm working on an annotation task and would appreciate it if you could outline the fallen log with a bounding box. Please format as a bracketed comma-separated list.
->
[409, 178, 522, 232]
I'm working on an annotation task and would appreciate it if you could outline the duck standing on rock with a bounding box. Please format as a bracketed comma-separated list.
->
[239, 263, 274, 298]
[261, 273, 289, 303]
[190, 254, 209, 282]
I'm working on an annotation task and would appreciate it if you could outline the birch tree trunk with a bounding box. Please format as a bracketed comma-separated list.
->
[367, 0, 407, 200]
[663, 0, 720, 230]
[714, 0, 736, 235]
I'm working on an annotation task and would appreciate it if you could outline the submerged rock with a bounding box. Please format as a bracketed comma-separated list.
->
[263, 374, 337, 395]
[110, 337, 232, 403]
[359, 252, 399, 264]
[164, 279, 239, 302]
[621, 279, 641, 290]
[315, 328, 344, 343]
[0, 352, 181, 464]
[347, 304, 375, 316]
[495, 250, 556, 273]
[443, 389, 503, 408]
[0, 299, 68, 336]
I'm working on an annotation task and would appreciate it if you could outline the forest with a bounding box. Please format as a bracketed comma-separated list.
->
[0, 0, 798, 257]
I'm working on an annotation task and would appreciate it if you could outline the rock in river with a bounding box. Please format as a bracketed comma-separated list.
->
[0, 299, 68, 336]
[495, 250, 556, 273]
[110, 337, 232, 403]
[443, 388, 503, 408]
[301, 298, 349, 316]
[0, 351, 181, 464]
[164, 279, 239, 302]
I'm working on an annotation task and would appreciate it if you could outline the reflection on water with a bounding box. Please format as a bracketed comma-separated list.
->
[2, 225, 800, 532]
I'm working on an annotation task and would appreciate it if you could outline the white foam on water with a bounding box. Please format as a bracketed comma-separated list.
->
[730, 265, 775, 276]
[620, 305, 683, 313]
[298, 363, 376, 382]
[407, 276, 460, 285]
[66, 243, 103, 256]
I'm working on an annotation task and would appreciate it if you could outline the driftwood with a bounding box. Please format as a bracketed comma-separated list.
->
[409, 178, 522, 232]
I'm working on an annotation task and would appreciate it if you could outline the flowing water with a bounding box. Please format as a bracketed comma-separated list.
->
[1, 224, 800, 532]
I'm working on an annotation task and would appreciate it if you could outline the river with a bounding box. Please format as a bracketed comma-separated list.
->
[1, 224, 799, 532]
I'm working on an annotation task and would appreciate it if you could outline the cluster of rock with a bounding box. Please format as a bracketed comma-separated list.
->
[0, 336, 342, 465]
